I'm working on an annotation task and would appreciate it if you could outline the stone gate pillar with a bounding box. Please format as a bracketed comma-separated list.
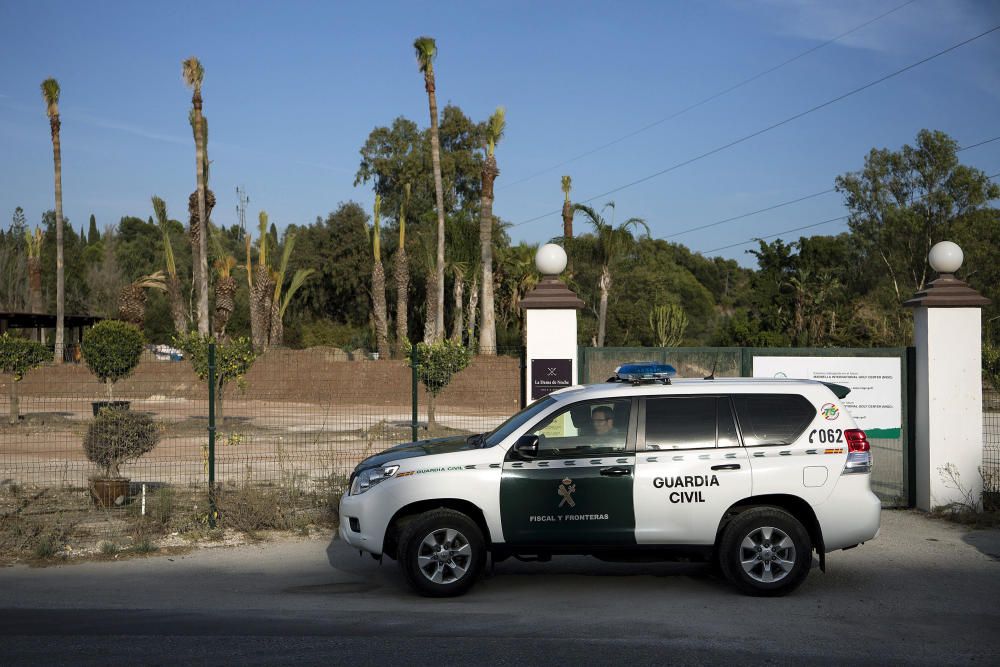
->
[904, 241, 990, 511]
[521, 244, 584, 403]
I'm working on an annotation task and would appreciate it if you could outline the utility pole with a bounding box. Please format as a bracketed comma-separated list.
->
[235, 185, 249, 240]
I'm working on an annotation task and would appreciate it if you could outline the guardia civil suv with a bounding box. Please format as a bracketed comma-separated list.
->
[339, 364, 881, 597]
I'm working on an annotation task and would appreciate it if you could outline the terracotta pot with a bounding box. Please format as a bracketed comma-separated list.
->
[92, 478, 130, 508]
[92, 401, 131, 416]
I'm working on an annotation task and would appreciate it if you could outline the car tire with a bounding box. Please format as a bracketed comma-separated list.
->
[718, 506, 812, 597]
[397, 508, 485, 597]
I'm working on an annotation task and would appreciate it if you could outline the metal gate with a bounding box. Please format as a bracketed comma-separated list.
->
[579, 346, 913, 508]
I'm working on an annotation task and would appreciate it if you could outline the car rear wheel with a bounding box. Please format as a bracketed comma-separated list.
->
[397, 509, 485, 597]
[719, 506, 812, 597]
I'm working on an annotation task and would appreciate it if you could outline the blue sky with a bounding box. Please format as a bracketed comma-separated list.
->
[1, 0, 998, 266]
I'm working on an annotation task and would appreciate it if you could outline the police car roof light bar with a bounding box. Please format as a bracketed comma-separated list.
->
[610, 362, 677, 385]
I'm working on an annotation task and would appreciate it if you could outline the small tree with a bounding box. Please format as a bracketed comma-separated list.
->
[81, 320, 145, 402]
[407, 339, 471, 428]
[0, 333, 51, 424]
[83, 408, 160, 479]
[649, 304, 688, 348]
[175, 332, 256, 424]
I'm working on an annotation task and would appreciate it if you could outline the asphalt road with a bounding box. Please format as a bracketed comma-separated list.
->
[2, 510, 998, 665]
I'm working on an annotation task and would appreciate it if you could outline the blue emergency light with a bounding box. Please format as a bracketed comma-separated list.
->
[610, 361, 677, 385]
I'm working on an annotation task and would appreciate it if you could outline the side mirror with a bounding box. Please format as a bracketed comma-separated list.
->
[513, 434, 539, 459]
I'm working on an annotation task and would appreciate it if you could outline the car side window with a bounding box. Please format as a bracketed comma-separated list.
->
[732, 394, 816, 447]
[643, 396, 718, 450]
[527, 398, 630, 457]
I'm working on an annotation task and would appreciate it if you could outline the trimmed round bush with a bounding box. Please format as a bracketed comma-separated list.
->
[83, 408, 160, 479]
[82, 320, 144, 400]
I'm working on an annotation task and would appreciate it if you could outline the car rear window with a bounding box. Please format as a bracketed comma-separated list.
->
[732, 394, 816, 447]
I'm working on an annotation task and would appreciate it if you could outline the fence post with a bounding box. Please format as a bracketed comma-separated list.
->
[207, 341, 217, 527]
[519, 347, 527, 408]
[411, 346, 419, 442]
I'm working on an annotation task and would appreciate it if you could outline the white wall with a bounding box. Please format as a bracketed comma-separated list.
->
[914, 307, 984, 510]
[525, 309, 578, 400]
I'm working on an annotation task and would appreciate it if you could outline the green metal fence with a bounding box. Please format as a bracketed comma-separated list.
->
[580, 346, 912, 507]
[0, 346, 522, 561]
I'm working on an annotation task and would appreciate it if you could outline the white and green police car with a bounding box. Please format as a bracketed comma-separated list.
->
[339, 363, 880, 597]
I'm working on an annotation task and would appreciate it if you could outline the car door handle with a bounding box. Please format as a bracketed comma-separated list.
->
[600, 466, 631, 477]
[710, 464, 741, 471]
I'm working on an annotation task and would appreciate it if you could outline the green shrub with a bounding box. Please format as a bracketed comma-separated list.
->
[0, 333, 51, 424]
[81, 320, 145, 401]
[406, 340, 472, 427]
[984, 341, 1000, 393]
[83, 409, 160, 479]
[174, 333, 256, 424]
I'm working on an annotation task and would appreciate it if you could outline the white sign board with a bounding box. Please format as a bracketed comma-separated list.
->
[752, 356, 902, 439]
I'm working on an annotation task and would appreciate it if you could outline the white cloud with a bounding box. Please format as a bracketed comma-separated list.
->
[753, 0, 991, 54]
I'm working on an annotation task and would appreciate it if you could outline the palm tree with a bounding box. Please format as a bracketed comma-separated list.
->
[478, 106, 505, 356]
[40, 78, 65, 363]
[561, 176, 573, 238]
[450, 263, 467, 343]
[572, 202, 649, 347]
[152, 196, 189, 334]
[182, 57, 210, 336]
[413, 36, 446, 342]
[118, 271, 167, 329]
[370, 195, 390, 359]
[247, 212, 275, 353]
[394, 183, 411, 358]
[25, 227, 43, 316]
[211, 228, 237, 340]
[269, 233, 313, 348]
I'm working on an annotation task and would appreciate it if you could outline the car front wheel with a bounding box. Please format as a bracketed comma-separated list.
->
[719, 506, 812, 597]
[397, 509, 485, 597]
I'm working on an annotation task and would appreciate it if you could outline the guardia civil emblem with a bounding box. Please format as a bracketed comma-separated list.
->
[558, 478, 576, 508]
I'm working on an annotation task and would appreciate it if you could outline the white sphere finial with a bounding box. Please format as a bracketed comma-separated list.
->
[535, 243, 568, 276]
[928, 241, 963, 274]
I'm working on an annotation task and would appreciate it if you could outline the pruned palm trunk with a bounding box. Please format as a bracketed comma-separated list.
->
[28, 258, 43, 313]
[415, 38, 446, 342]
[187, 188, 216, 331]
[597, 266, 611, 348]
[451, 275, 464, 343]
[213, 275, 236, 340]
[422, 268, 437, 345]
[372, 260, 390, 358]
[167, 275, 188, 334]
[118, 284, 147, 328]
[562, 199, 573, 238]
[268, 297, 283, 348]
[193, 110, 209, 336]
[394, 247, 409, 358]
[466, 275, 478, 344]
[50, 114, 65, 362]
[250, 266, 274, 353]
[479, 155, 499, 356]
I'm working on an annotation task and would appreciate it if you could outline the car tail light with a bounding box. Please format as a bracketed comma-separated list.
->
[845, 429, 870, 452]
[843, 429, 872, 474]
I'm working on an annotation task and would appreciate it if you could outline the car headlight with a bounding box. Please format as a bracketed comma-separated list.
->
[350, 465, 399, 495]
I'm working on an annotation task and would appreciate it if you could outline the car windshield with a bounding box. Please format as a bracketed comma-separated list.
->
[482, 396, 556, 447]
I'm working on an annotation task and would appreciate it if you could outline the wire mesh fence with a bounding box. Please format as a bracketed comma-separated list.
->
[0, 346, 523, 561]
[984, 388, 999, 511]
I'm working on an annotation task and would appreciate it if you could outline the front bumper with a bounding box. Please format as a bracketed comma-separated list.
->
[338, 490, 387, 556]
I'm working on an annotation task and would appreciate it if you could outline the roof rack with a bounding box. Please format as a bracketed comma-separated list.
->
[607, 362, 676, 386]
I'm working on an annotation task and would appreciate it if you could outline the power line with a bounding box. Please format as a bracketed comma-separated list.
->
[699, 170, 1000, 255]
[510, 24, 1000, 229]
[665, 134, 1000, 239]
[500, 0, 920, 190]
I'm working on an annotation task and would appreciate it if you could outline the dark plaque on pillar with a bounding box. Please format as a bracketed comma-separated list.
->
[531, 358, 572, 399]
